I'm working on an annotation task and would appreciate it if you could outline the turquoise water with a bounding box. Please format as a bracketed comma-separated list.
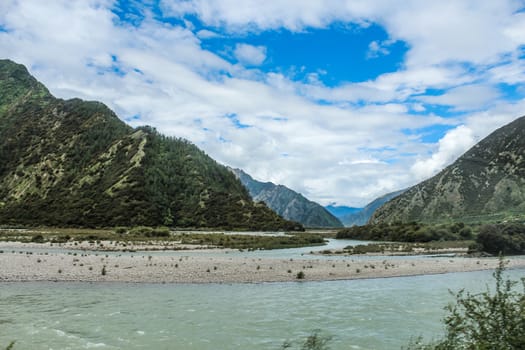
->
[1, 268, 523, 350]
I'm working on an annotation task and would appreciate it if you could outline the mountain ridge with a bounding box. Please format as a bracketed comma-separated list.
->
[371, 116, 525, 223]
[340, 189, 406, 226]
[231, 168, 343, 228]
[0, 59, 301, 230]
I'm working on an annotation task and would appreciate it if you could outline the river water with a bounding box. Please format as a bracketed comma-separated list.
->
[1, 241, 524, 349]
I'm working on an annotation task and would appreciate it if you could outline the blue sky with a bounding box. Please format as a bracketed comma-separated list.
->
[1, 0, 525, 206]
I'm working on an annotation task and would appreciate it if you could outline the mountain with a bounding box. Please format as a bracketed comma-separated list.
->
[340, 189, 406, 226]
[231, 168, 343, 228]
[324, 205, 362, 219]
[0, 59, 302, 230]
[371, 116, 525, 224]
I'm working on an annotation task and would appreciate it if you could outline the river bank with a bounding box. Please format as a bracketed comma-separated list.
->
[1, 243, 524, 283]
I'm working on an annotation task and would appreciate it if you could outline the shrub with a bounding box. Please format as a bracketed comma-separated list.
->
[280, 330, 332, 350]
[301, 330, 332, 350]
[458, 227, 473, 239]
[115, 227, 127, 234]
[129, 226, 153, 236]
[296, 271, 305, 279]
[31, 234, 44, 243]
[405, 258, 525, 349]
[476, 223, 525, 255]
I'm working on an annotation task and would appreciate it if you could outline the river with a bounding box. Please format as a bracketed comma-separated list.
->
[1, 266, 523, 349]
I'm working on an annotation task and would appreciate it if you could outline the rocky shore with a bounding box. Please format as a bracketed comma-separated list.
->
[1, 242, 524, 284]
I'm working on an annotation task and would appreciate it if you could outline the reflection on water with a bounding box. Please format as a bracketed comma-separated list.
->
[1, 268, 523, 350]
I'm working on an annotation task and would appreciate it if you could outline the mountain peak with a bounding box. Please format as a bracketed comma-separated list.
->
[0, 60, 300, 230]
[0, 59, 51, 106]
[231, 168, 343, 228]
[371, 116, 525, 223]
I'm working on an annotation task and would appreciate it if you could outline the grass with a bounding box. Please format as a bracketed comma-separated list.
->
[176, 232, 325, 250]
[341, 241, 474, 255]
[0, 227, 327, 251]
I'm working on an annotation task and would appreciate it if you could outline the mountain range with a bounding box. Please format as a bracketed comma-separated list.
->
[231, 168, 343, 228]
[372, 116, 525, 224]
[0, 59, 301, 230]
[336, 189, 406, 226]
[324, 205, 362, 219]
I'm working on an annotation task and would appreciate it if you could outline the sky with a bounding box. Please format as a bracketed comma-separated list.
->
[1, 0, 525, 207]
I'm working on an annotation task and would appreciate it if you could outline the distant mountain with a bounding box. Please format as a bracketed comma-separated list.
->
[0, 59, 301, 230]
[339, 190, 406, 226]
[372, 116, 525, 224]
[231, 168, 343, 228]
[324, 205, 362, 219]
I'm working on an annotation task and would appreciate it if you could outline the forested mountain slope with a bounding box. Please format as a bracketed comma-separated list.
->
[0, 59, 300, 230]
[371, 116, 525, 223]
[232, 168, 343, 228]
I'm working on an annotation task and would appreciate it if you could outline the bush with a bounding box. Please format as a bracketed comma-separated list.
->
[406, 258, 525, 349]
[115, 227, 127, 234]
[31, 234, 44, 243]
[129, 226, 170, 237]
[129, 226, 153, 236]
[280, 330, 332, 350]
[476, 223, 525, 255]
[296, 271, 305, 279]
[336, 222, 468, 243]
[301, 330, 332, 350]
[151, 226, 170, 237]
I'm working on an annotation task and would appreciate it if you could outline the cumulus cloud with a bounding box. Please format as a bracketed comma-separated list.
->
[367, 40, 393, 58]
[234, 43, 267, 66]
[1, 0, 524, 207]
[196, 29, 220, 39]
[411, 125, 477, 180]
[418, 84, 502, 111]
[161, 0, 524, 66]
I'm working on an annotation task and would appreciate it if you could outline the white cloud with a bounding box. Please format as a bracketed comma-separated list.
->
[234, 43, 267, 66]
[411, 125, 477, 180]
[367, 40, 392, 58]
[418, 84, 502, 111]
[161, 0, 340, 32]
[196, 29, 220, 39]
[161, 0, 524, 66]
[1, 0, 524, 207]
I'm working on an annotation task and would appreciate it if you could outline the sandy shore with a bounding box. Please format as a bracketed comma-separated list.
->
[1, 243, 524, 283]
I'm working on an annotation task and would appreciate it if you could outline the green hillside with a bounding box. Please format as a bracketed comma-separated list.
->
[371, 116, 525, 224]
[231, 168, 343, 228]
[0, 59, 301, 230]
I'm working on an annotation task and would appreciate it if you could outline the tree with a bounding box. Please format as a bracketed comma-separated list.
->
[406, 258, 525, 349]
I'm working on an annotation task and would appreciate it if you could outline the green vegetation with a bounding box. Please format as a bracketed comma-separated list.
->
[4, 341, 15, 350]
[336, 222, 473, 242]
[233, 168, 343, 228]
[0, 227, 323, 250]
[177, 232, 324, 250]
[0, 59, 301, 231]
[335, 240, 473, 255]
[371, 115, 525, 224]
[405, 259, 525, 349]
[280, 330, 332, 350]
[337, 221, 525, 255]
[475, 223, 525, 255]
